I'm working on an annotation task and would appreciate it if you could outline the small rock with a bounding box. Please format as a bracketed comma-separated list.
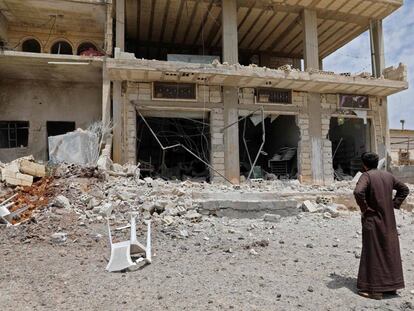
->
[94, 202, 113, 217]
[184, 210, 202, 222]
[324, 205, 340, 218]
[54, 195, 71, 209]
[263, 214, 281, 223]
[179, 229, 189, 238]
[87, 197, 101, 210]
[307, 286, 314, 293]
[249, 248, 258, 256]
[144, 177, 153, 186]
[172, 188, 185, 197]
[306, 243, 314, 249]
[323, 212, 332, 219]
[400, 301, 414, 310]
[162, 216, 175, 226]
[301, 200, 318, 213]
[50, 232, 67, 244]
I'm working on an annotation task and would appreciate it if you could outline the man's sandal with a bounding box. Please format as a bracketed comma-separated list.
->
[358, 291, 383, 300]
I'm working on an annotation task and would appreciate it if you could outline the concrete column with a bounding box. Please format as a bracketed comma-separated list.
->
[102, 64, 111, 127]
[113, 81, 123, 163]
[302, 9, 326, 184]
[222, 0, 238, 64]
[112, 0, 125, 163]
[370, 21, 390, 166]
[222, 0, 240, 184]
[303, 9, 319, 71]
[116, 0, 125, 51]
[370, 20, 385, 78]
[104, 2, 113, 56]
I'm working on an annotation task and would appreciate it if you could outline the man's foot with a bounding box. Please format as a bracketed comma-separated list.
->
[383, 290, 398, 296]
[358, 291, 383, 300]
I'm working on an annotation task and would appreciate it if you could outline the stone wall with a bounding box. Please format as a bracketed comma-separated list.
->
[0, 79, 101, 162]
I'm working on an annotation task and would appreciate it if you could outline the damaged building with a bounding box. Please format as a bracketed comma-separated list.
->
[0, 0, 408, 185]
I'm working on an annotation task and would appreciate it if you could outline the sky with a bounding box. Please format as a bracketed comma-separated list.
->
[324, 1, 414, 130]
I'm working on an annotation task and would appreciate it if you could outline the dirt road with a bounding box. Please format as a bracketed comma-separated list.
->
[1, 209, 414, 311]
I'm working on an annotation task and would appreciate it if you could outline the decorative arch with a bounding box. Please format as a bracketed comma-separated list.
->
[50, 39, 73, 55]
[21, 37, 42, 53]
[76, 41, 98, 55]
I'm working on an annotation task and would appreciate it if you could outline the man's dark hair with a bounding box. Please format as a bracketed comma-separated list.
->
[361, 152, 379, 169]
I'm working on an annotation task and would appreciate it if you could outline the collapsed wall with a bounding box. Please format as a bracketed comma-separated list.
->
[119, 80, 387, 184]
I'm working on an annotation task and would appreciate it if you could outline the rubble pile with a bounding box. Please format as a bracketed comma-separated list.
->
[300, 196, 348, 219]
[1, 155, 413, 229]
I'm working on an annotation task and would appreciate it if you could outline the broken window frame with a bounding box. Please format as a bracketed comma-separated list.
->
[255, 88, 293, 105]
[152, 82, 198, 102]
[0, 121, 29, 149]
[337, 94, 371, 110]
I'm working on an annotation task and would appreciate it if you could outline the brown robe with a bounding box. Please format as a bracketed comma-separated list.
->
[354, 169, 409, 292]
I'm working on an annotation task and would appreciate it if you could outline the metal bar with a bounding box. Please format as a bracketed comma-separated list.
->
[0, 193, 18, 206]
[242, 117, 253, 169]
[332, 137, 344, 160]
[221, 106, 263, 132]
[137, 109, 233, 184]
[247, 108, 266, 180]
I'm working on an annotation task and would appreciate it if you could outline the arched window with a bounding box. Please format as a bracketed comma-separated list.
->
[51, 41, 73, 55]
[77, 42, 98, 55]
[22, 39, 41, 53]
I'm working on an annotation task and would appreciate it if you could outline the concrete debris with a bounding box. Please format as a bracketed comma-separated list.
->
[301, 200, 318, 213]
[263, 214, 281, 223]
[49, 129, 100, 165]
[93, 202, 114, 217]
[0, 156, 46, 187]
[50, 232, 68, 244]
[54, 195, 71, 209]
[20, 160, 46, 178]
[316, 196, 332, 205]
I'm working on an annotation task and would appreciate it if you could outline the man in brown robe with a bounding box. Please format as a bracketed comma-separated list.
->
[354, 152, 409, 299]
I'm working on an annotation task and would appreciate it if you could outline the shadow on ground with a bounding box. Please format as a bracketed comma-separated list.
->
[327, 273, 358, 293]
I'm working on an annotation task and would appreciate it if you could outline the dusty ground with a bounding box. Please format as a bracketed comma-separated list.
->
[1, 207, 414, 311]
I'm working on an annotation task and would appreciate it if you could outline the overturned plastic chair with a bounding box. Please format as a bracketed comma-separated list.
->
[130, 215, 152, 264]
[106, 220, 136, 272]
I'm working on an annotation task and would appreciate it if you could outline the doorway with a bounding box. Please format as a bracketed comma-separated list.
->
[329, 117, 372, 179]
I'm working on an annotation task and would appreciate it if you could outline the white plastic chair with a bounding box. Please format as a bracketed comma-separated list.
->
[106, 220, 136, 272]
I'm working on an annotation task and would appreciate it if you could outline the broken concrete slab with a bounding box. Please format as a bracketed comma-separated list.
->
[49, 129, 100, 165]
[199, 199, 298, 219]
[301, 200, 318, 213]
[20, 160, 46, 178]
